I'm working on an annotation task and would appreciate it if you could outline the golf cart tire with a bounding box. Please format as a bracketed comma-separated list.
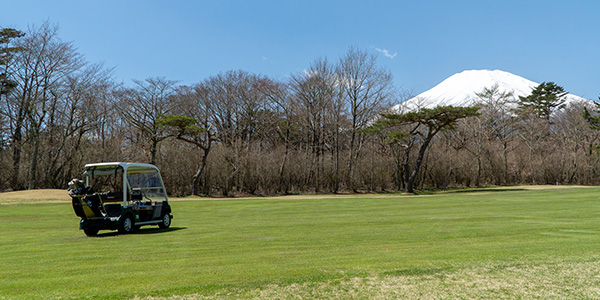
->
[158, 214, 171, 229]
[118, 214, 135, 234]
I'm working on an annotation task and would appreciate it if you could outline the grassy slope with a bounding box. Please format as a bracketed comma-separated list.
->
[1, 187, 600, 299]
[0, 189, 69, 204]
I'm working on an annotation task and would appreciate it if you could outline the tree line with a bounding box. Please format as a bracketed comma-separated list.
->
[1, 23, 600, 196]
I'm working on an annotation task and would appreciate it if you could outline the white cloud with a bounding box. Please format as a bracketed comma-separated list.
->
[375, 47, 397, 59]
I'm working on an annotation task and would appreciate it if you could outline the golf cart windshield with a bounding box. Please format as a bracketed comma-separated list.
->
[83, 166, 124, 195]
[127, 170, 167, 202]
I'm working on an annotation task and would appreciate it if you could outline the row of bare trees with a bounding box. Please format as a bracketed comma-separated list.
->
[1, 23, 115, 191]
[2, 23, 600, 196]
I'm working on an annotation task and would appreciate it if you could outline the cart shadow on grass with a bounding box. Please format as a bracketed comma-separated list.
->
[91, 226, 187, 237]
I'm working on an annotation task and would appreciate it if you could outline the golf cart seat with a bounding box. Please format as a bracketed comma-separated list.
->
[103, 203, 122, 217]
[100, 191, 123, 203]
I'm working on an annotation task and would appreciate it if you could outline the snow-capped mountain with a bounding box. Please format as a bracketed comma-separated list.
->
[395, 69, 589, 112]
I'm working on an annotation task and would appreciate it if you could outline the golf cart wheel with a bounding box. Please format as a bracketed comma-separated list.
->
[158, 214, 171, 229]
[83, 228, 99, 236]
[119, 214, 135, 234]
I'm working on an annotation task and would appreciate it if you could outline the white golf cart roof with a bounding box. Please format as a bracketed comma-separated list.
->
[83, 162, 160, 175]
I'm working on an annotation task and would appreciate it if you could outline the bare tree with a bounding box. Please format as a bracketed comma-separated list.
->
[337, 47, 394, 191]
[5, 22, 84, 189]
[160, 84, 216, 195]
[199, 70, 274, 194]
[260, 78, 298, 193]
[43, 63, 114, 187]
[118, 77, 178, 165]
[448, 85, 517, 186]
[290, 58, 339, 192]
[474, 85, 517, 184]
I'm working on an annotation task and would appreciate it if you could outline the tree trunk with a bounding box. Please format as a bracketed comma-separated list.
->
[503, 141, 509, 184]
[395, 153, 403, 191]
[11, 113, 24, 190]
[28, 133, 40, 190]
[475, 156, 482, 187]
[192, 140, 211, 196]
[333, 119, 340, 193]
[402, 145, 411, 192]
[150, 139, 158, 165]
[347, 130, 356, 191]
[11, 137, 22, 190]
[279, 143, 289, 194]
[406, 136, 432, 193]
[192, 164, 204, 196]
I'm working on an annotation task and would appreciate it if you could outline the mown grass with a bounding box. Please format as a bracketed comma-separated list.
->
[2, 186, 600, 299]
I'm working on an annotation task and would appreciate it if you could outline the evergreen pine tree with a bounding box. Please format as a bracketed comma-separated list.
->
[518, 81, 567, 121]
[0, 28, 25, 97]
[370, 105, 480, 193]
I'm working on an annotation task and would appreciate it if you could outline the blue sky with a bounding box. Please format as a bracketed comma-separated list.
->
[3, 0, 599, 100]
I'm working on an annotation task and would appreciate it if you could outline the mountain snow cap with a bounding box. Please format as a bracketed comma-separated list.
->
[395, 69, 588, 112]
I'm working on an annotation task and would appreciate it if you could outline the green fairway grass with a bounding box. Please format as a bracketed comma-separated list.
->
[2, 186, 600, 299]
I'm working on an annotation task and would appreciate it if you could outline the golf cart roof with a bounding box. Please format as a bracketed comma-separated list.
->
[83, 162, 160, 175]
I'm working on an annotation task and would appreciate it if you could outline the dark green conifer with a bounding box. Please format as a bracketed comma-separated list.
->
[0, 28, 25, 97]
[518, 81, 567, 121]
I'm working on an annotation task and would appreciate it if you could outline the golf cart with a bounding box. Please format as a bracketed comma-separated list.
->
[69, 162, 173, 236]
